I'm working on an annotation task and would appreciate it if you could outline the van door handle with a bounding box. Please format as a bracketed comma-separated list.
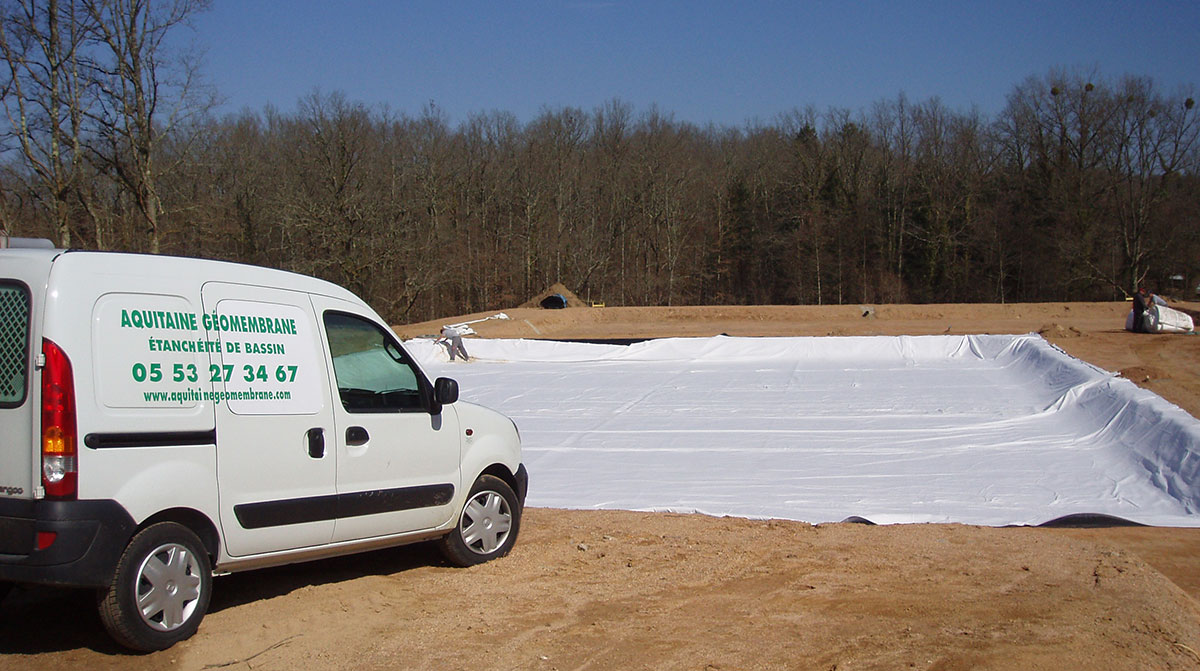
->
[307, 428, 325, 458]
[346, 426, 369, 446]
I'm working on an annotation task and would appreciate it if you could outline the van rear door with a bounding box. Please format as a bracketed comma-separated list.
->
[0, 255, 46, 507]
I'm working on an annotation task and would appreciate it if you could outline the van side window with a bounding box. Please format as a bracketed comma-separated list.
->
[0, 282, 30, 407]
[323, 312, 424, 412]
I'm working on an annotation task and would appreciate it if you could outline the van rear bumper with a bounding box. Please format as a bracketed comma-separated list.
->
[0, 498, 135, 588]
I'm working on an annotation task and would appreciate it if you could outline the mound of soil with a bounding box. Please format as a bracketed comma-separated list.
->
[519, 283, 588, 309]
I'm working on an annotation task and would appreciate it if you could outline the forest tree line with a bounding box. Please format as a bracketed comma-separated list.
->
[2, 2, 1198, 323]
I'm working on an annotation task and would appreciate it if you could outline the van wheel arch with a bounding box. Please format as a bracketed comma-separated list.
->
[137, 508, 220, 562]
[479, 464, 520, 500]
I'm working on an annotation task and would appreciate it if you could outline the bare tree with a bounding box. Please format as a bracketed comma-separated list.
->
[868, 94, 915, 299]
[1106, 78, 1200, 293]
[580, 98, 635, 302]
[0, 0, 94, 246]
[458, 109, 522, 309]
[81, 0, 213, 253]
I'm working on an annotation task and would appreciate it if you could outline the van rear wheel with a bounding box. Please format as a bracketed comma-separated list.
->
[438, 474, 521, 567]
[98, 522, 212, 652]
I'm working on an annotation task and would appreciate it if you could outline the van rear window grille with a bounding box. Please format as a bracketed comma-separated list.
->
[0, 283, 30, 405]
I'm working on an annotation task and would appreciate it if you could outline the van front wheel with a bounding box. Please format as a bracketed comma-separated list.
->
[438, 474, 521, 567]
[98, 522, 212, 652]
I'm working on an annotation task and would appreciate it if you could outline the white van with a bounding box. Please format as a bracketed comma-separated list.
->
[0, 244, 527, 651]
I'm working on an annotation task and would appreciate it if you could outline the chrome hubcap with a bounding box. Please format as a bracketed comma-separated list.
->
[135, 543, 203, 632]
[460, 491, 512, 555]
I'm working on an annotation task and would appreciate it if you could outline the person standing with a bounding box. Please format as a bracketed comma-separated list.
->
[438, 325, 470, 361]
[1132, 287, 1152, 333]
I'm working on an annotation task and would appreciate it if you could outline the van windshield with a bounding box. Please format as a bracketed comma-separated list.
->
[0, 282, 30, 406]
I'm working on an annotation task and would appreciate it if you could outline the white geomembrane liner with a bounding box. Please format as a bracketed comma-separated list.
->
[408, 334, 1200, 527]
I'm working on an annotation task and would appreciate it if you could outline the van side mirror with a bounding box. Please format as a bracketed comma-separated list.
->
[431, 377, 459, 414]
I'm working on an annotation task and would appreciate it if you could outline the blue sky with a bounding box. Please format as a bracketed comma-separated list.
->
[190, 1, 1200, 127]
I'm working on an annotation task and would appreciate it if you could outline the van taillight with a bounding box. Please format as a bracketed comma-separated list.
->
[41, 339, 78, 500]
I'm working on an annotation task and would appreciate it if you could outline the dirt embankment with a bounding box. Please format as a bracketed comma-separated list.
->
[5, 301, 1200, 670]
[398, 300, 1200, 418]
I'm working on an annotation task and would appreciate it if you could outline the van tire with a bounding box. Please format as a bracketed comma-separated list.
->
[439, 474, 521, 567]
[97, 522, 212, 652]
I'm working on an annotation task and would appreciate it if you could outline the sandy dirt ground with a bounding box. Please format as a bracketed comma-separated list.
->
[6, 301, 1200, 670]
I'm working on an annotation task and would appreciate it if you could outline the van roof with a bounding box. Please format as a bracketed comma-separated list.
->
[0, 246, 63, 261]
[3, 249, 363, 306]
